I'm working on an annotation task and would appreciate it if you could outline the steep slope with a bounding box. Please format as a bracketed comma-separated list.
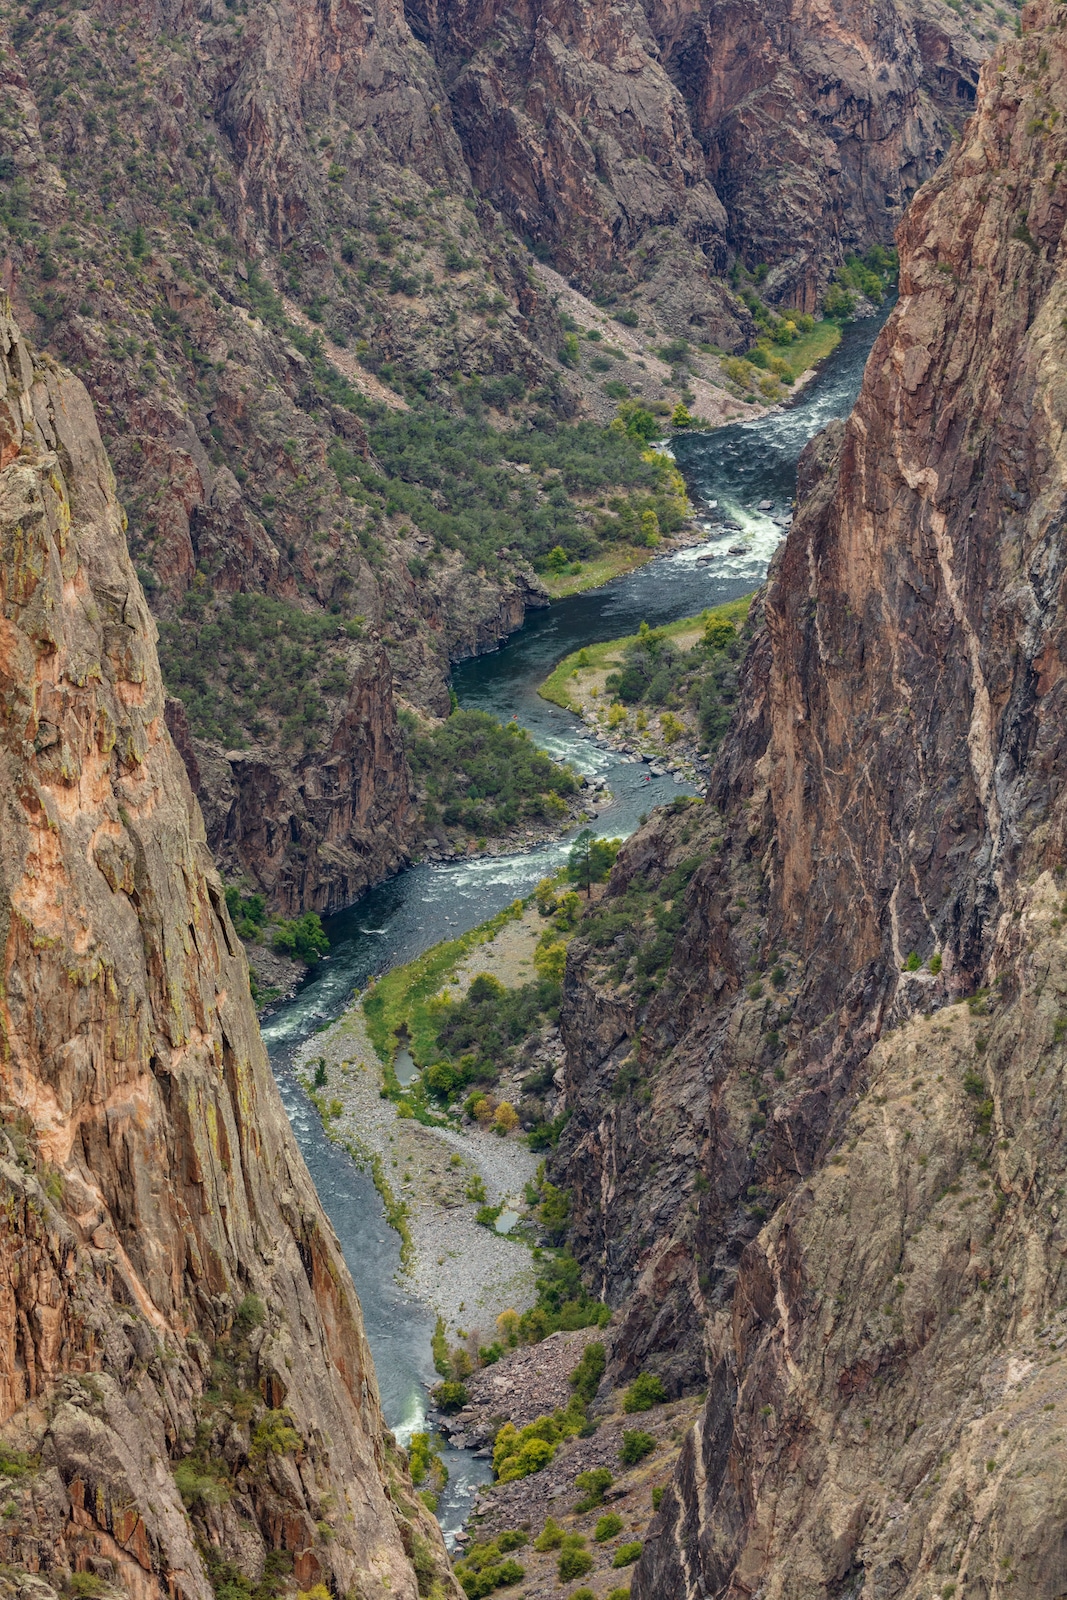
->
[647, 0, 984, 308]
[551, 2, 1067, 1592]
[414, 0, 989, 320]
[0, 305, 454, 1598]
[0, 0, 993, 913]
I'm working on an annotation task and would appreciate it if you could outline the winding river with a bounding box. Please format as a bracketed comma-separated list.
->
[260, 306, 890, 1541]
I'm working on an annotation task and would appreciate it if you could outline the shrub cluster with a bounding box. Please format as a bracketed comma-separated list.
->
[453, 1530, 526, 1598]
[604, 615, 742, 753]
[406, 709, 578, 837]
[158, 591, 353, 751]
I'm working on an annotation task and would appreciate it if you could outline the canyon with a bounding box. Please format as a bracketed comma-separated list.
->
[0, 307, 453, 1599]
[0, 0, 996, 910]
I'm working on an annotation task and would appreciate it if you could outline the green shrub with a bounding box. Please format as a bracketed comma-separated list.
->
[570, 1341, 607, 1403]
[0, 1444, 36, 1480]
[652, 1485, 665, 1510]
[250, 1410, 301, 1458]
[619, 1430, 655, 1466]
[272, 912, 329, 962]
[596, 1512, 624, 1541]
[174, 1456, 231, 1507]
[234, 1293, 266, 1333]
[574, 1465, 613, 1511]
[432, 1380, 469, 1412]
[558, 1545, 594, 1581]
[607, 1590, 633, 1600]
[64, 1578, 105, 1600]
[613, 1541, 643, 1567]
[534, 1517, 564, 1551]
[453, 1536, 525, 1599]
[623, 1372, 668, 1413]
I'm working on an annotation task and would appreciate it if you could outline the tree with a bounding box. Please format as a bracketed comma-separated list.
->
[671, 401, 693, 427]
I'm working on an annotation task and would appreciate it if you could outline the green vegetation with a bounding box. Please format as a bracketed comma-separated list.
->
[570, 1341, 607, 1404]
[406, 1431, 448, 1510]
[623, 1372, 668, 1412]
[0, 1445, 37, 1480]
[575, 1466, 614, 1512]
[559, 1543, 595, 1582]
[432, 1380, 469, 1412]
[224, 886, 328, 967]
[534, 1517, 565, 1551]
[596, 1512, 624, 1541]
[272, 912, 329, 961]
[619, 1429, 656, 1466]
[405, 708, 578, 837]
[362, 897, 527, 1093]
[613, 1541, 644, 1567]
[493, 1401, 586, 1480]
[453, 1532, 526, 1598]
[576, 849, 706, 998]
[540, 598, 751, 765]
[566, 829, 622, 895]
[603, 610, 744, 752]
[331, 403, 689, 577]
[824, 245, 899, 319]
[158, 591, 357, 751]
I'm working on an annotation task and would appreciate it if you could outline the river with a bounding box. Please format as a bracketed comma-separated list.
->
[260, 306, 890, 1542]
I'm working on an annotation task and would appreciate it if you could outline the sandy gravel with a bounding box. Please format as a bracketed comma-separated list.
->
[293, 1003, 539, 1338]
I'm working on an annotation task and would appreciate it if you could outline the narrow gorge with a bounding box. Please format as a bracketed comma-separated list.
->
[3, 0, 1067, 1593]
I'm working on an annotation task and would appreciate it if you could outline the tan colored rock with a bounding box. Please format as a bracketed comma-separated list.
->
[0, 302, 457, 1598]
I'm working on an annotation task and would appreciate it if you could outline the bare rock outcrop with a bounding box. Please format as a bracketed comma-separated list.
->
[0, 304, 456, 1597]
[553, 3, 1067, 1592]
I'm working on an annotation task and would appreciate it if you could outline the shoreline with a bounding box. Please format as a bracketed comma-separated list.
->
[289, 948, 544, 1337]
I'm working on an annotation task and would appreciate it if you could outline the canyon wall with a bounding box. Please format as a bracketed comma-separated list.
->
[0, 0, 993, 908]
[0, 305, 454, 1598]
[555, 2, 1067, 1593]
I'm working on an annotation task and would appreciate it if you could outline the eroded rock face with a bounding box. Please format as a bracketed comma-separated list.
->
[647, 0, 983, 308]
[417, 0, 986, 320]
[555, 4, 1067, 1592]
[0, 306, 455, 1598]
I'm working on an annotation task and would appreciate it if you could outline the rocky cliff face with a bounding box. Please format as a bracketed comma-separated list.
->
[0, 306, 454, 1599]
[555, 3, 1067, 1593]
[647, 0, 984, 309]
[416, 0, 989, 320]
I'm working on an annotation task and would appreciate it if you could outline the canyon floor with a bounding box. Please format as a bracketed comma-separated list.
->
[292, 946, 546, 1334]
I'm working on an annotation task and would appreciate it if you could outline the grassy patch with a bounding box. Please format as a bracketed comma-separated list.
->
[362, 900, 528, 1070]
[539, 595, 751, 713]
[777, 319, 842, 378]
[539, 543, 658, 599]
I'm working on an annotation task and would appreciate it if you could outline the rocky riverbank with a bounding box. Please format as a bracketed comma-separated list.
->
[292, 1005, 540, 1333]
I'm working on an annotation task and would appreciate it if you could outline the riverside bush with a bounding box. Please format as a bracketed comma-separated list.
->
[604, 616, 742, 752]
[406, 709, 578, 837]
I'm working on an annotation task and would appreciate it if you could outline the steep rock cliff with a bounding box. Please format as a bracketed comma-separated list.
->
[416, 0, 989, 321]
[555, 3, 1067, 1592]
[647, 0, 984, 309]
[0, 306, 455, 1598]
